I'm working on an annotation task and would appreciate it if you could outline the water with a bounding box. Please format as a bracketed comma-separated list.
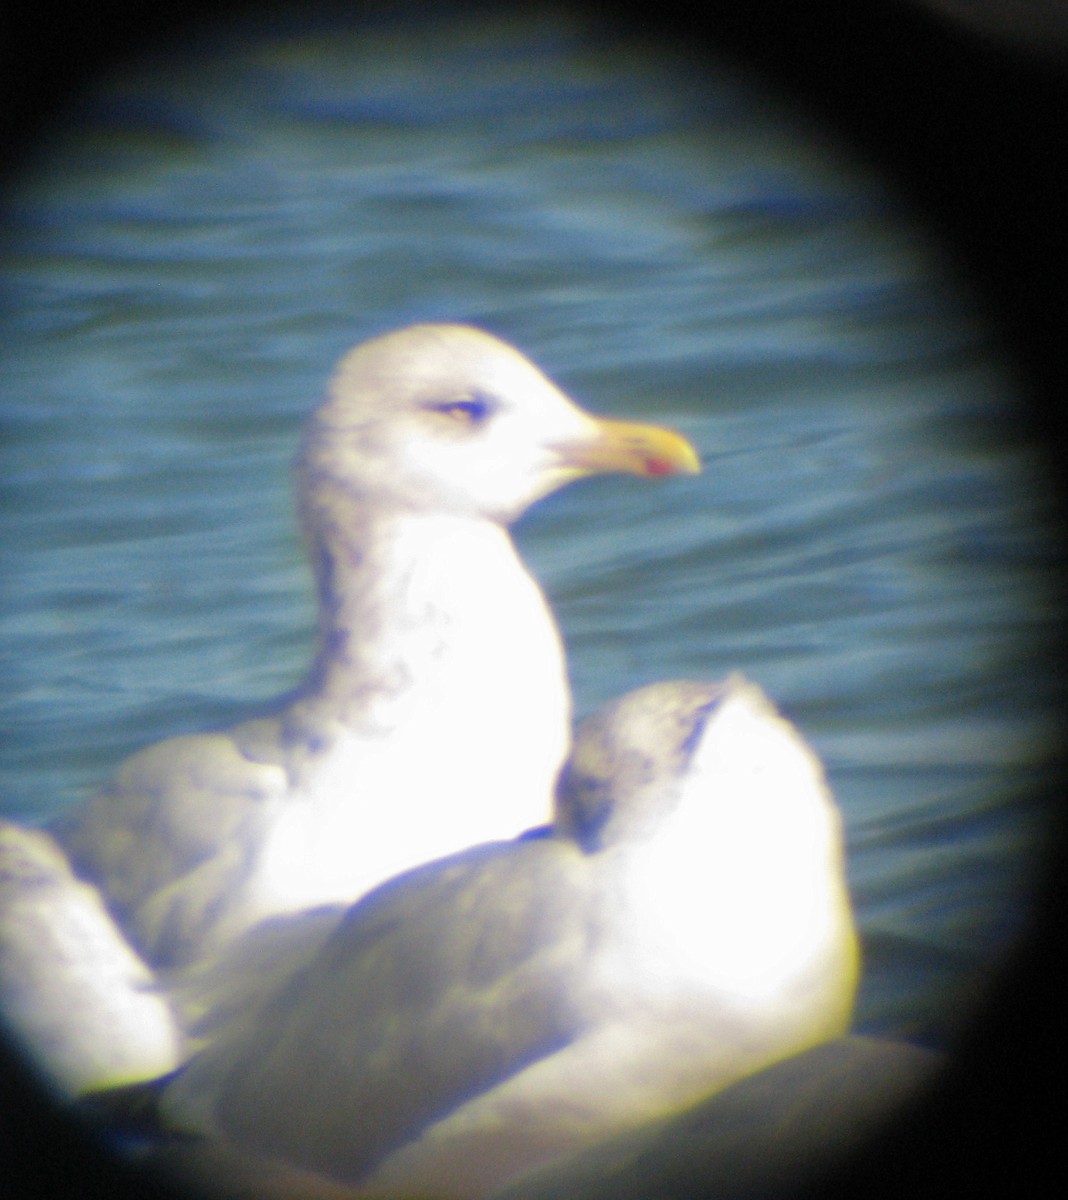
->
[0, 8, 1059, 1051]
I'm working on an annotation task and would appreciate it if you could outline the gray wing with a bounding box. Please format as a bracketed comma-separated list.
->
[53, 717, 289, 966]
[163, 835, 596, 1185]
[166, 902, 347, 1041]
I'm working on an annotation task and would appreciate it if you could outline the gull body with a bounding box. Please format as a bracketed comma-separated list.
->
[159, 676, 859, 1199]
[50, 324, 698, 970]
[0, 821, 183, 1096]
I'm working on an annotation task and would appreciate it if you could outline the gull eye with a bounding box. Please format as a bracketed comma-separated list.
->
[425, 393, 497, 425]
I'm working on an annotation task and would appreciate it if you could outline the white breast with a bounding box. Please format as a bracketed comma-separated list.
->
[240, 518, 570, 924]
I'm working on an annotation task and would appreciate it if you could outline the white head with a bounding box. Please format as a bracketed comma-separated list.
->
[556, 677, 844, 856]
[556, 677, 859, 1009]
[298, 324, 699, 525]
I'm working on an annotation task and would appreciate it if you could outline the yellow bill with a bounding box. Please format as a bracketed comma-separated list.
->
[554, 415, 701, 480]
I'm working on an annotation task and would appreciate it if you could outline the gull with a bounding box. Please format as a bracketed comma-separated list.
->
[0, 821, 183, 1096]
[156, 676, 859, 1200]
[50, 324, 699, 972]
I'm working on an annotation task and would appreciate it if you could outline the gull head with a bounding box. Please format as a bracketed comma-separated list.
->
[298, 324, 700, 524]
[555, 677, 844, 856]
[556, 677, 859, 1011]
[554, 679, 729, 851]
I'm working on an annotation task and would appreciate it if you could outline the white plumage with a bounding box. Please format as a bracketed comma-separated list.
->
[0, 822, 183, 1095]
[52, 324, 698, 970]
[1, 324, 698, 1095]
[159, 677, 859, 1200]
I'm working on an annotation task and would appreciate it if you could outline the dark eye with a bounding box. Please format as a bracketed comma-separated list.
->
[425, 393, 496, 425]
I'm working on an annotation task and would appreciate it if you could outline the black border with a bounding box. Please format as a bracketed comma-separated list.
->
[3, 4, 1066, 1198]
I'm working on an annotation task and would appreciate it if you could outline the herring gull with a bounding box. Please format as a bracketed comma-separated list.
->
[51, 324, 699, 971]
[155, 676, 859, 1199]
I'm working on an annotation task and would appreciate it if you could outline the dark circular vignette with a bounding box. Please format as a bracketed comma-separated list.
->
[1, 2, 1066, 1199]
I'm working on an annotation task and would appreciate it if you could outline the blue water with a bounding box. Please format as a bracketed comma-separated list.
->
[0, 9, 1058, 1049]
